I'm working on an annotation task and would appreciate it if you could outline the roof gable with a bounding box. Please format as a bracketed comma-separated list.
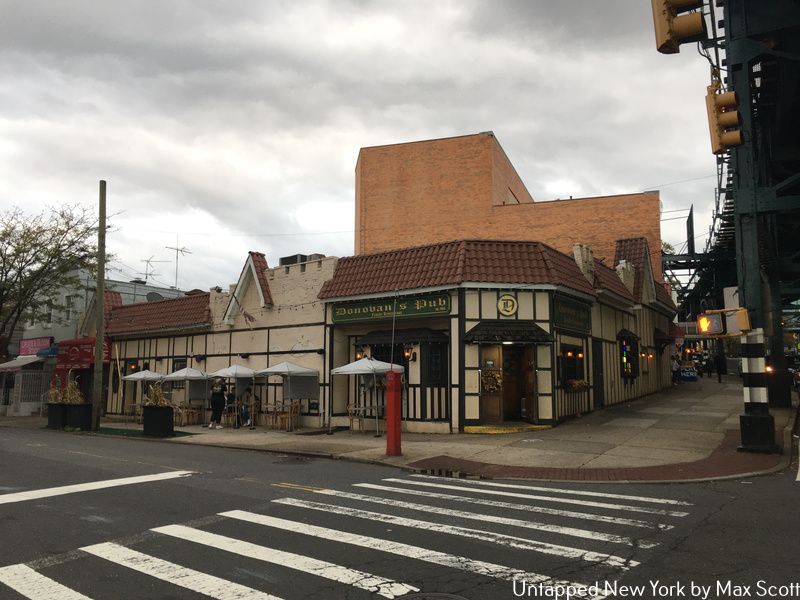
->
[223, 252, 274, 324]
[593, 259, 635, 303]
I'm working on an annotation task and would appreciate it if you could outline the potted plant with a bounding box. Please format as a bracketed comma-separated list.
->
[565, 379, 590, 392]
[46, 386, 67, 430]
[61, 380, 93, 430]
[142, 383, 174, 438]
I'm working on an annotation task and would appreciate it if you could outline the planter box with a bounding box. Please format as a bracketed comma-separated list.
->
[143, 405, 174, 438]
[47, 403, 67, 429]
[65, 403, 93, 430]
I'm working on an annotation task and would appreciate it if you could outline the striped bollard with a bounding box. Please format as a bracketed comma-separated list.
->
[739, 328, 779, 453]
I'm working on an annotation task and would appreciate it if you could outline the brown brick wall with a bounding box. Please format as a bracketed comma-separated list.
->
[355, 133, 662, 279]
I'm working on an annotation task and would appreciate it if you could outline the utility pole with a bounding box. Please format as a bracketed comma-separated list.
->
[92, 180, 106, 432]
[165, 236, 191, 289]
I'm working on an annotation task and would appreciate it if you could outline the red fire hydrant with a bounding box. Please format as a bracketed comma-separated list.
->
[385, 369, 402, 456]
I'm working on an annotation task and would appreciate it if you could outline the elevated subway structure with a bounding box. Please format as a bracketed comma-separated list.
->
[662, 1, 800, 408]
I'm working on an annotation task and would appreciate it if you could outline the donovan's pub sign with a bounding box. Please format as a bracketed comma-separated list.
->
[332, 293, 451, 323]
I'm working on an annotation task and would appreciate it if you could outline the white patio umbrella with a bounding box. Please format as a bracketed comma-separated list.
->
[162, 367, 208, 381]
[256, 362, 320, 426]
[331, 358, 404, 434]
[208, 364, 256, 379]
[121, 369, 164, 382]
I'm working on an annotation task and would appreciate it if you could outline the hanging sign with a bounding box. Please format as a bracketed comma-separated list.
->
[332, 293, 451, 323]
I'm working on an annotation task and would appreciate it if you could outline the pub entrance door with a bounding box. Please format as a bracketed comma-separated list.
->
[480, 344, 537, 423]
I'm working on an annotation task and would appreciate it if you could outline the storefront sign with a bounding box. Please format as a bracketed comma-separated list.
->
[554, 297, 591, 333]
[19, 337, 53, 355]
[56, 338, 111, 370]
[497, 294, 518, 316]
[332, 293, 451, 323]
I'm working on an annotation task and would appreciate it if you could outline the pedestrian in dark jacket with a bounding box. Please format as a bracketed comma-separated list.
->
[209, 382, 226, 429]
[714, 353, 726, 383]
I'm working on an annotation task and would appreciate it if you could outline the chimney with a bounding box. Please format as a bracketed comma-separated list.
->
[572, 244, 595, 285]
[616, 260, 636, 294]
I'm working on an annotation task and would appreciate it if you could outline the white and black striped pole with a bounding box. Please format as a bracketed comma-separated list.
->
[739, 327, 779, 453]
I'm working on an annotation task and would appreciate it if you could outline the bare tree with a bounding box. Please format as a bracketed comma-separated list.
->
[0, 206, 98, 357]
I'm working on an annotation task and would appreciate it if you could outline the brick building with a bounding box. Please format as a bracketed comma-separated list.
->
[355, 132, 663, 279]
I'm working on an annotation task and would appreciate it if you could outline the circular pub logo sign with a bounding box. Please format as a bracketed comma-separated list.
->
[497, 293, 518, 316]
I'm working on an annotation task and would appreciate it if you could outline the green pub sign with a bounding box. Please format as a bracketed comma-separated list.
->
[332, 293, 451, 323]
[553, 296, 591, 333]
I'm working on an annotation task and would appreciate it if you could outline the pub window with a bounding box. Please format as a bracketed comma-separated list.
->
[171, 357, 187, 389]
[558, 344, 585, 387]
[421, 342, 448, 387]
[619, 337, 639, 379]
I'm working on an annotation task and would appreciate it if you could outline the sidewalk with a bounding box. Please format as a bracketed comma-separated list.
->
[3, 375, 796, 483]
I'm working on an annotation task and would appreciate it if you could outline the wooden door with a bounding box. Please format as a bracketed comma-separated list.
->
[479, 345, 503, 422]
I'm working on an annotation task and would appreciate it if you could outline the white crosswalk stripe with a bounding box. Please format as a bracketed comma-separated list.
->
[383, 477, 691, 517]
[409, 474, 694, 505]
[272, 497, 638, 569]
[0, 564, 93, 600]
[0, 474, 691, 600]
[80, 542, 280, 600]
[302, 485, 657, 547]
[354, 482, 673, 530]
[152, 524, 418, 599]
[222, 509, 608, 600]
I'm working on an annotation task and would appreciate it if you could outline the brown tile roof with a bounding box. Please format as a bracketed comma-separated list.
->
[614, 237, 650, 302]
[248, 251, 273, 306]
[593, 259, 634, 302]
[614, 237, 676, 312]
[654, 281, 677, 310]
[104, 290, 123, 326]
[107, 291, 211, 335]
[318, 240, 596, 299]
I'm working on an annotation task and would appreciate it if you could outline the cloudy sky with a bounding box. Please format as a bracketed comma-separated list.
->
[0, 1, 715, 292]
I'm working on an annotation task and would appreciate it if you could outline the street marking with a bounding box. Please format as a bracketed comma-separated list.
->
[0, 471, 195, 505]
[80, 542, 278, 600]
[409, 474, 693, 505]
[304, 486, 656, 547]
[384, 478, 689, 517]
[355, 483, 672, 530]
[0, 564, 93, 600]
[273, 497, 637, 569]
[221, 510, 608, 600]
[153, 524, 418, 599]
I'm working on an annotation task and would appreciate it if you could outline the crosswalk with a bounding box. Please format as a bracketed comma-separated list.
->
[0, 474, 693, 599]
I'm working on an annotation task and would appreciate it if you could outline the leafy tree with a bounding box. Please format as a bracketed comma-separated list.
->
[0, 206, 98, 357]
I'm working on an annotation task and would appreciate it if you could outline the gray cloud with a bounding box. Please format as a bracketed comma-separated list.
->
[0, 1, 716, 289]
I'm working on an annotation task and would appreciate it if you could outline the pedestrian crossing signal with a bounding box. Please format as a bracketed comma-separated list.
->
[697, 313, 725, 335]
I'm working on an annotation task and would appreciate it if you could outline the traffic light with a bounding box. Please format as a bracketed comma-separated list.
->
[651, 0, 706, 54]
[705, 82, 744, 154]
[697, 312, 725, 335]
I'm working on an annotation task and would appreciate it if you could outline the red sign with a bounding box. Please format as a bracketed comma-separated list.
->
[56, 337, 111, 370]
[19, 337, 53, 355]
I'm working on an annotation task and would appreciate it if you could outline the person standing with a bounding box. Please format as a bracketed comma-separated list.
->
[242, 386, 255, 429]
[714, 353, 726, 383]
[671, 354, 680, 386]
[208, 382, 226, 429]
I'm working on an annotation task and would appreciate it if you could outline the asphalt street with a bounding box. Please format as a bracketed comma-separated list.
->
[0, 427, 798, 600]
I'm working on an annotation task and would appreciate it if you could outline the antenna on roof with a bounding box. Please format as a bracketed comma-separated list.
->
[166, 235, 192, 289]
[139, 255, 170, 283]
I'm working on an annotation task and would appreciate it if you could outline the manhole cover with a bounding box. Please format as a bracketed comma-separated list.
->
[403, 594, 470, 600]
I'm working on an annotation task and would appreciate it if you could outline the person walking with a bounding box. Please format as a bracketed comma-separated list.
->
[671, 354, 680, 386]
[208, 381, 226, 429]
[714, 353, 726, 383]
[242, 386, 255, 429]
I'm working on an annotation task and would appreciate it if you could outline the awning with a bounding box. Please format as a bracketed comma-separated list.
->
[356, 328, 449, 346]
[464, 320, 553, 344]
[617, 328, 639, 340]
[0, 355, 44, 372]
[654, 328, 671, 340]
